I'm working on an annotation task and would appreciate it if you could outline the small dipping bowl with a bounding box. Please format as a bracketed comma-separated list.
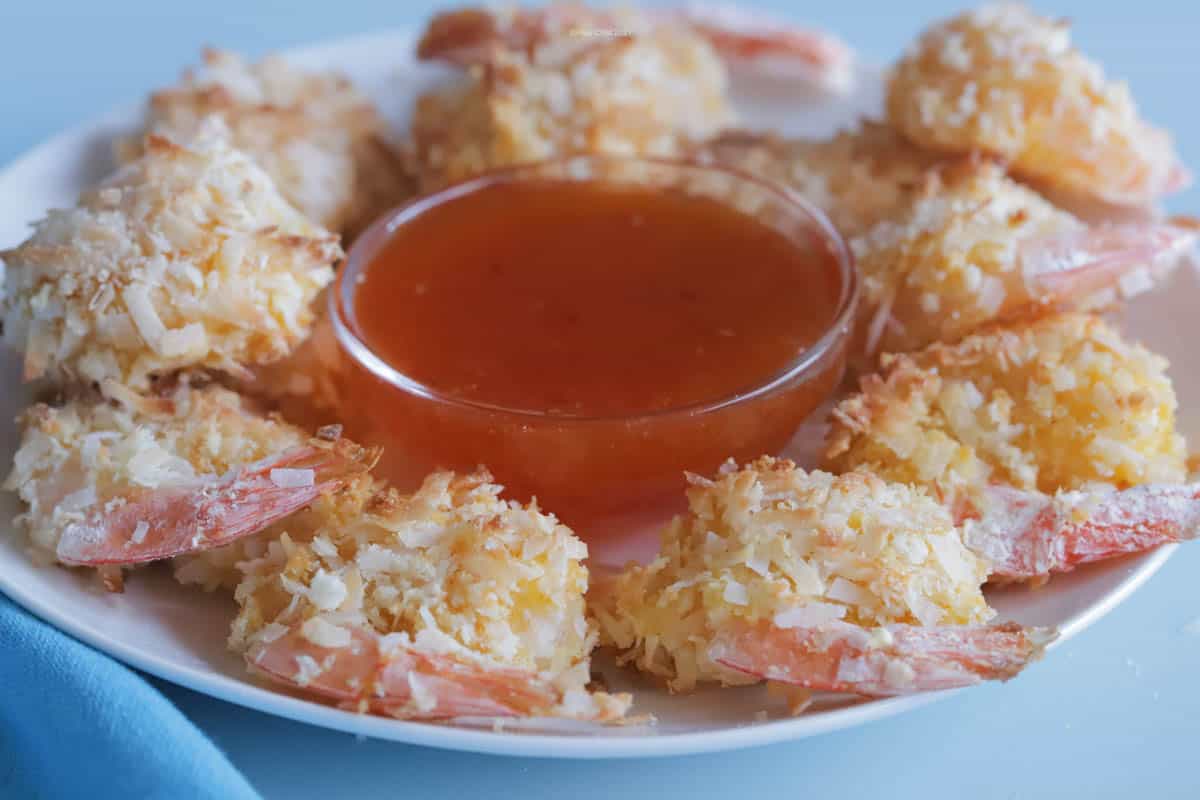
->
[329, 156, 857, 535]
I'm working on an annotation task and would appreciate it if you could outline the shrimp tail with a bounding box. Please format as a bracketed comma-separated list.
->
[246, 624, 605, 720]
[416, 4, 855, 93]
[966, 483, 1200, 581]
[1022, 222, 1196, 305]
[710, 619, 1053, 696]
[56, 440, 377, 566]
[667, 4, 855, 91]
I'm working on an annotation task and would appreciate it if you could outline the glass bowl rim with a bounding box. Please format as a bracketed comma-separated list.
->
[330, 154, 859, 422]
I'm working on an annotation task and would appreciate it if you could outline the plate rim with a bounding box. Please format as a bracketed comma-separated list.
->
[1, 541, 1174, 758]
[0, 26, 1180, 759]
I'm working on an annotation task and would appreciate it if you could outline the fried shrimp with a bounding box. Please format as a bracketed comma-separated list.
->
[2, 383, 372, 589]
[593, 458, 1051, 696]
[409, 3, 855, 191]
[410, 6, 733, 192]
[417, 3, 854, 88]
[694, 121, 941, 238]
[124, 49, 410, 236]
[886, 3, 1189, 207]
[851, 160, 1195, 360]
[826, 313, 1187, 520]
[2, 119, 341, 391]
[232, 469, 630, 721]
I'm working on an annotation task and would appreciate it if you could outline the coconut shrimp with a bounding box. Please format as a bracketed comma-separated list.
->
[887, 3, 1189, 207]
[850, 160, 1195, 361]
[826, 313, 1190, 577]
[408, 3, 853, 191]
[593, 458, 1052, 697]
[417, 3, 854, 89]
[2, 118, 341, 393]
[122, 49, 411, 237]
[3, 382, 373, 590]
[693, 121, 943, 238]
[231, 469, 630, 721]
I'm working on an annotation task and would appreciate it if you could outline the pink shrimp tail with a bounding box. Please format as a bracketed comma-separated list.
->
[667, 4, 855, 90]
[1023, 222, 1196, 303]
[711, 619, 1052, 696]
[247, 625, 562, 720]
[55, 443, 372, 566]
[416, 5, 587, 65]
[967, 484, 1200, 581]
[416, 4, 855, 93]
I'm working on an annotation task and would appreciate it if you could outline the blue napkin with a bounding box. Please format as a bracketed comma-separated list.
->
[0, 592, 261, 800]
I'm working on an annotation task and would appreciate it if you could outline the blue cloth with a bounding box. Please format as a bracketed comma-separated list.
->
[0, 593, 260, 800]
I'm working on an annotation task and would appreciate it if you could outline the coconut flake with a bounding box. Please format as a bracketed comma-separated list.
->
[300, 616, 352, 649]
[744, 554, 771, 577]
[883, 658, 916, 687]
[130, 520, 150, 545]
[270, 467, 315, 488]
[58, 487, 98, 515]
[292, 654, 324, 685]
[256, 622, 291, 644]
[406, 671, 439, 713]
[308, 569, 348, 611]
[773, 602, 846, 629]
[121, 283, 167, 352]
[826, 577, 870, 606]
[722, 580, 750, 606]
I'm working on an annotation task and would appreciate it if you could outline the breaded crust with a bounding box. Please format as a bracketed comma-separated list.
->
[231, 469, 626, 717]
[886, 3, 1184, 205]
[3, 119, 341, 390]
[696, 121, 941, 238]
[126, 49, 412, 236]
[825, 313, 1186, 510]
[852, 158, 1082, 358]
[4, 383, 306, 564]
[409, 18, 732, 191]
[593, 457, 992, 692]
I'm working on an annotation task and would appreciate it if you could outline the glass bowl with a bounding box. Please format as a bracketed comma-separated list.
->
[328, 155, 858, 535]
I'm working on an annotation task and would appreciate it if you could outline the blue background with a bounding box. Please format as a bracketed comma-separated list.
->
[2, 1, 1198, 798]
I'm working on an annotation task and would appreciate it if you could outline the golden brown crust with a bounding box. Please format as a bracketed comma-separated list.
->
[696, 121, 942, 238]
[886, 4, 1185, 205]
[128, 49, 413, 236]
[825, 313, 1187, 510]
[4, 383, 307, 566]
[230, 469, 613, 706]
[409, 14, 732, 192]
[851, 158, 1082, 359]
[3, 119, 341, 390]
[593, 458, 992, 692]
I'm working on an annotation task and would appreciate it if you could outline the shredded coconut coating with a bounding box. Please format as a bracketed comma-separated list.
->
[409, 14, 732, 192]
[852, 159, 1084, 357]
[826, 313, 1187, 513]
[593, 458, 992, 692]
[886, 3, 1186, 205]
[232, 470, 621, 714]
[2, 119, 341, 390]
[125, 49, 411, 236]
[695, 121, 941, 238]
[3, 383, 305, 570]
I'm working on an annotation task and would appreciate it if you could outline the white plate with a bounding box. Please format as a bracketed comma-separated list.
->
[0, 29, 1192, 759]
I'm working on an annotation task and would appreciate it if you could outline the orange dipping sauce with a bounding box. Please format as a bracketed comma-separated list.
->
[331, 158, 855, 534]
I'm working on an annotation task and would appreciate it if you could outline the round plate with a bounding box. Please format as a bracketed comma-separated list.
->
[0, 29, 1191, 759]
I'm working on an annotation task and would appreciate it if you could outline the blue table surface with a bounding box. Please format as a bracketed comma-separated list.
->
[3, 1, 1198, 798]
